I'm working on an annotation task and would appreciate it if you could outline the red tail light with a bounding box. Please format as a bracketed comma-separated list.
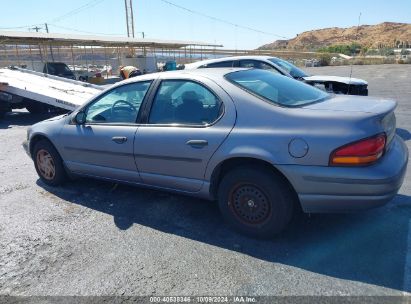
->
[330, 133, 386, 166]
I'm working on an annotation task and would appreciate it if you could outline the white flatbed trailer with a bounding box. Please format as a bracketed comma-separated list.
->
[0, 67, 105, 115]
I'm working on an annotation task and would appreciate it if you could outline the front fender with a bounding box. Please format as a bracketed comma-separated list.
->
[28, 115, 68, 156]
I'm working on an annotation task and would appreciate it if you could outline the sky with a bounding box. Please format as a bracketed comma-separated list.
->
[0, 0, 410, 49]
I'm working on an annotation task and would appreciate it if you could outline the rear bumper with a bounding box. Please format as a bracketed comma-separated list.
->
[298, 190, 401, 213]
[277, 135, 408, 213]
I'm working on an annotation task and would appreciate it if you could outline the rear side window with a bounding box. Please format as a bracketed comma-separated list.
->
[226, 69, 329, 107]
[200, 61, 234, 68]
[149, 80, 223, 125]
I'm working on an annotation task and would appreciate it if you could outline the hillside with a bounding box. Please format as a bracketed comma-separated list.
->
[258, 22, 411, 50]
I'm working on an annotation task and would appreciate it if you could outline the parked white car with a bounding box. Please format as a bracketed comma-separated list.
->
[185, 56, 369, 96]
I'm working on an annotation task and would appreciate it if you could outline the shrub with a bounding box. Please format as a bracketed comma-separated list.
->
[318, 54, 331, 66]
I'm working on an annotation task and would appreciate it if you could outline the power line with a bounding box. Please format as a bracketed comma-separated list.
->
[159, 0, 290, 39]
[49, 23, 124, 36]
[49, 0, 107, 24]
[0, 23, 122, 37]
[0, 24, 42, 30]
[0, 1, 107, 32]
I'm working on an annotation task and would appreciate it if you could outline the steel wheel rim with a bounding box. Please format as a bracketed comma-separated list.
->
[228, 183, 271, 225]
[36, 149, 55, 180]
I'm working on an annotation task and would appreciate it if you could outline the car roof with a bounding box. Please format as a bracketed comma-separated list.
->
[184, 55, 278, 69]
[119, 67, 249, 85]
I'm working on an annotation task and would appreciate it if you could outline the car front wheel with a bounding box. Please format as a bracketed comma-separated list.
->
[33, 139, 66, 186]
[217, 167, 295, 238]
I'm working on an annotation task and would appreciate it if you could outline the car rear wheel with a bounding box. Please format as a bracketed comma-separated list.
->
[217, 167, 294, 238]
[33, 139, 66, 186]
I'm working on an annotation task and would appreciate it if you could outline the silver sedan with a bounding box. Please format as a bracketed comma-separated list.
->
[23, 68, 408, 238]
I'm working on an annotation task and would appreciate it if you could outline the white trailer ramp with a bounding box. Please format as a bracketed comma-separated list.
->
[0, 67, 104, 111]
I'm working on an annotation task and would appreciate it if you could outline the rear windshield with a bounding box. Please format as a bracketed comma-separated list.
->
[268, 57, 308, 78]
[225, 69, 329, 107]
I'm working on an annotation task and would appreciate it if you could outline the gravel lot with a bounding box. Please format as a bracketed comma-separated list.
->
[1, 64, 411, 297]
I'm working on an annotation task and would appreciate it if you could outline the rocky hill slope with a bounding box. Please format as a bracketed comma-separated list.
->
[258, 22, 411, 50]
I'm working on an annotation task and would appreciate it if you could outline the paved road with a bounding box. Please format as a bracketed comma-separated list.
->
[0, 64, 411, 296]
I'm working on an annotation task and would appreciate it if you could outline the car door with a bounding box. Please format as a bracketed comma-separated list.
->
[59, 81, 152, 182]
[134, 77, 236, 192]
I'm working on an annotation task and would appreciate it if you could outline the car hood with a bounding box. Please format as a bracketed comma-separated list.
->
[302, 95, 396, 114]
[303, 75, 368, 85]
[41, 113, 68, 122]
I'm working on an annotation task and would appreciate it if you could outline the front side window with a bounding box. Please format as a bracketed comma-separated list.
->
[226, 69, 329, 107]
[85, 81, 151, 123]
[239, 60, 281, 74]
[149, 80, 223, 125]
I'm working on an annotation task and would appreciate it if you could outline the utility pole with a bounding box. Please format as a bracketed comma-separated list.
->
[31, 26, 42, 32]
[44, 23, 55, 62]
[124, 0, 135, 38]
[125, 0, 129, 37]
[30, 26, 45, 63]
[129, 0, 135, 38]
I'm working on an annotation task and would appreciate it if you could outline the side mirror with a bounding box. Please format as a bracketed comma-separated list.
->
[75, 111, 86, 125]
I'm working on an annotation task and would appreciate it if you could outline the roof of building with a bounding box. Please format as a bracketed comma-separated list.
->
[0, 30, 223, 48]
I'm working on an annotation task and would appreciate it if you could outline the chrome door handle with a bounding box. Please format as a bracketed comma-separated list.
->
[186, 140, 208, 147]
[112, 136, 127, 144]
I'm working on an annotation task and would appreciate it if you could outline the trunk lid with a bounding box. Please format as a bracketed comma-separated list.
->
[303, 95, 397, 147]
[303, 95, 396, 114]
[303, 75, 368, 85]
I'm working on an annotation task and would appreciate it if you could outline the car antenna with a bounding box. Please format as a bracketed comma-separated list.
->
[348, 12, 362, 94]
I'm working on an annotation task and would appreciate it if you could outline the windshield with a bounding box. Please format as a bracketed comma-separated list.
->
[268, 57, 308, 78]
[45, 63, 74, 76]
[225, 69, 329, 107]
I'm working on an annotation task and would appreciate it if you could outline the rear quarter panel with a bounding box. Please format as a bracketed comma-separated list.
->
[204, 81, 390, 181]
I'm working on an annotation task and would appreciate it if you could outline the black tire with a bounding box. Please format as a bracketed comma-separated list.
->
[0, 103, 10, 119]
[33, 139, 66, 186]
[217, 167, 295, 238]
[26, 101, 48, 114]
